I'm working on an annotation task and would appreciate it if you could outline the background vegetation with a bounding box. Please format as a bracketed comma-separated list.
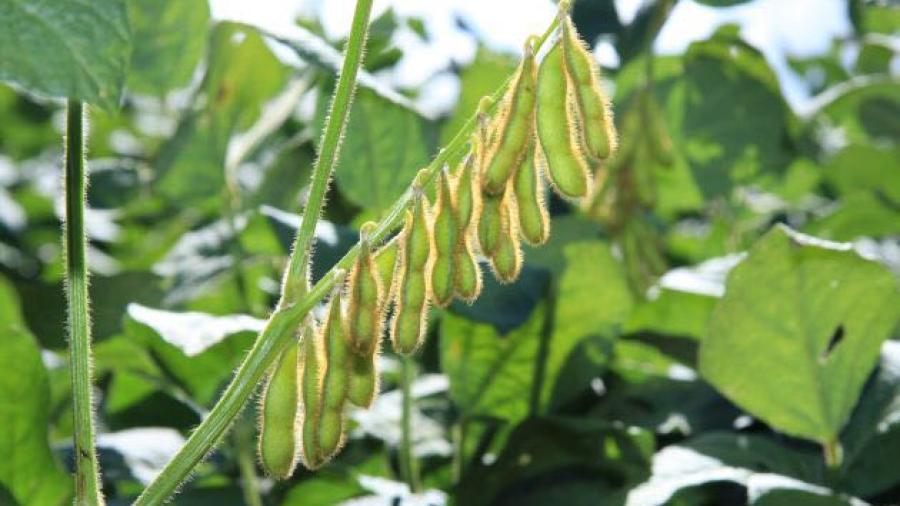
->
[0, 0, 898, 505]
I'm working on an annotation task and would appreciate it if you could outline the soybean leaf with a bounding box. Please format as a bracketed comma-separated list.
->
[699, 225, 900, 443]
[0, 326, 71, 506]
[812, 77, 900, 145]
[822, 144, 900, 203]
[837, 342, 900, 497]
[678, 31, 791, 198]
[124, 304, 264, 404]
[127, 0, 210, 95]
[750, 476, 868, 506]
[155, 22, 287, 203]
[440, 303, 546, 423]
[626, 432, 823, 506]
[0, 0, 131, 108]
[457, 417, 654, 506]
[545, 241, 634, 408]
[804, 191, 900, 241]
[322, 88, 433, 214]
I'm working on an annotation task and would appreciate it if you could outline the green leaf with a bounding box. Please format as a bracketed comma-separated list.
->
[124, 304, 263, 404]
[751, 479, 868, 506]
[0, 0, 131, 108]
[127, 0, 210, 95]
[0, 326, 71, 506]
[678, 32, 791, 197]
[627, 432, 823, 506]
[325, 88, 432, 214]
[804, 191, 900, 241]
[624, 288, 717, 341]
[545, 241, 634, 407]
[838, 342, 900, 497]
[813, 77, 900, 145]
[822, 144, 900, 202]
[440, 303, 546, 422]
[457, 417, 653, 506]
[699, 225, 900, 443]
[440, 48, 516, 145]
[156, 22, 287, 203]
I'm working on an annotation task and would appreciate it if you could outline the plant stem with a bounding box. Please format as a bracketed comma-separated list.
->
[65, 100, 104, 506]
[399, 355, 421, 493]
[281, 0, 374, 305]
[823, 439, 843, 471]
[134, 14, 562, 505]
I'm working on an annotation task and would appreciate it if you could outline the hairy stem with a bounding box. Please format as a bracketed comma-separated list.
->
[134, 14, 561, 505]
[281, 0, 374, 304]
[399, 355, 421, 493]
[65, 101, 104, 506]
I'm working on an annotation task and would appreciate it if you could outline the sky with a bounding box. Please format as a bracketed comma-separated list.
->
[207, 0, 856, 114]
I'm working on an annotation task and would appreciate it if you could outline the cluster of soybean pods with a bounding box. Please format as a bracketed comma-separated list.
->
[257, 11, 619, 477]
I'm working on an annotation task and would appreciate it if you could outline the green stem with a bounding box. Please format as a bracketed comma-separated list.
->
[281, 0, 374, 304]
[65, 101, 104, 506]
[823, 439, 843, 471]
[399, 355, 421, 493]
[134, 14, 562, 505]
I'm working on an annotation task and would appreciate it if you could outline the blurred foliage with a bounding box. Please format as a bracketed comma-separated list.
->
[0, 0, 898, 505]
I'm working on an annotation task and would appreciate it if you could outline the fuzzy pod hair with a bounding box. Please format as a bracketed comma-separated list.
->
[452, 154, 483, 303]
[390, 188, 433, 355]
[346, 222, 385, 356]
[429, 167, 459, 307]
[481, 41, 538, 196]
[536, 41, 592, 199]
[316, 279, 351, 461]
[513, 142, 550, 246]
[561, 16, 617, 162]
[487, 182, 523, 283]
[257, 338, 300, 479]
[298, 318, 325, 470]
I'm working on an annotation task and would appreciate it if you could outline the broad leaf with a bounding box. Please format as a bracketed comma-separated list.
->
[678, 32, 791, 197]
[155, 22, 287, 202]
[626, 432, 823, 506]
[699, 225, 900, 443]
[325, 88, 432, 214]
[0, 0, 131, 108]
[0, 326, 70, 506]
[127, 0, 210, 95]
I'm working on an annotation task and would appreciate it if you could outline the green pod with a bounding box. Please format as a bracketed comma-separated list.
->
[258, 339, 299, 479]
[454, 154, 480, 234]
[536, 42, 591, 198]
[632, 142, 658, 208]
[488, 192, 522, 283]
[346, 348, 378, 408]
[390, 195, 432, 355]
[430, 168, 458, 307]
[347, 225, 384, 356]
[317, 285, 350, 460]
[482, 44, 537, 195]
[299, 320, 324, 470]
[374, 236, 400, 294]
[452, 155, 483, 303]
[477, 192, 504, 257]
[513, 144, 550, 245]
[561, 16, 616, 161]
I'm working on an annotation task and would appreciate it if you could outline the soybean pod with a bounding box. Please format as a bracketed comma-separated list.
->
[390, 184, 432, 355]
[346, 223, 384, 356]
[481, 40, 538, 195]
[258, 338, 299, 479]
[317, 279, 350, 460]
[561, 16, 616, 161]
[299, 319, 324, 470]
[536, 41, 591, 198]
[429, 167, 458, 307]
[513, 142, 550, 245]
[452, 154, 482, 302]
[488, 188, 522, 283]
